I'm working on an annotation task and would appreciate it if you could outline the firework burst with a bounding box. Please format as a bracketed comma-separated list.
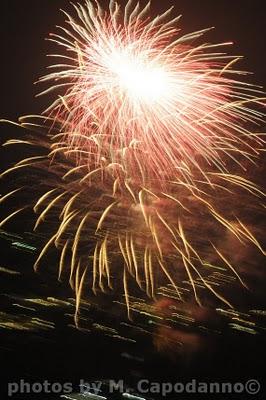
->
[39, 0, 265, 187]
[1, 0, 265, 323]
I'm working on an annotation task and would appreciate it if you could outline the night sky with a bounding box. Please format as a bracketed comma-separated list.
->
[1, 1, 266, 399]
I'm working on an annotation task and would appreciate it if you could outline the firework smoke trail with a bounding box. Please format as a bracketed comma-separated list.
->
[1, 0, 265, 322]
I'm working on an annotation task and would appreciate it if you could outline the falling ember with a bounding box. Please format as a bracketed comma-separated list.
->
[1, 0, 265, 323]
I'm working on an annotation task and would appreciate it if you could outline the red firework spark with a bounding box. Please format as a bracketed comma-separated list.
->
[39, 0, 264, 188]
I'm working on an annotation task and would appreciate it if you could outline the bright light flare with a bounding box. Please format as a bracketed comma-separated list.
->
[106, 47, 170, 103]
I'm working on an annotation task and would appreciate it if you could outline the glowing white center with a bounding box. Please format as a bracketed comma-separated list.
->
[107, 48, 169, 102]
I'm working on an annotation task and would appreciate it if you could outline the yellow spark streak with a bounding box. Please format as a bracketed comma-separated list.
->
[34, 189, 58, 213]
[174, 241, 233, 308]
[34, 234, 57, 272]
[162, 192, 191, 213]
[210, 208, 245, 244]
[172, 241, 201, 306]
[118, 234, 130, 271]
[92, 242, 99, 294]
[236, 218, 266, 255]
[156, 256, 182, 300]
[63, 165, 88, 179]
[80, 167, 103, 183]
[125, 180, 137, 203]
[0, 164, 33, 178]
[0, 208, 27, 228]
[219, 57, 243, 77]
[34, 192, 69, 231]
[16, 156, 46, 166]
[212, 244, 248, 288]
[0, 188, 24, 205]
[130, 235, 143, 289]
[75, 266, 88, 327]
[55, 211, 80, 246]
[60, 191, 83, 219]
[102, 237, 112, 289]
[2, 139, 34, 146]
[209, 173, 265, 197]
[138, 190, 149, 227]
[58, 239, 69, 281]
[155, 210, 177, 241]
[144, 245, 151, 297]
[96, 201, 117, 232]
[125, 233, 134, 275]
[98, 240, 106, 292]
[148, 247, 155, 299]
[177, 220, 190, 257]
[70, 211, 91, 288]
[112, 177, 120, 197]
[123, 268, 132, 320]
[150, 220, 163, 259]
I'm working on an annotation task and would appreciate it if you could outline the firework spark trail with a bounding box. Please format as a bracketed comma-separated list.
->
[38, 0, 265, 189]
[1, 1, 265, 322]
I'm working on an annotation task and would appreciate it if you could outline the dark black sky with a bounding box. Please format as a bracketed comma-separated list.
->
[1, 0, 265, 137]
